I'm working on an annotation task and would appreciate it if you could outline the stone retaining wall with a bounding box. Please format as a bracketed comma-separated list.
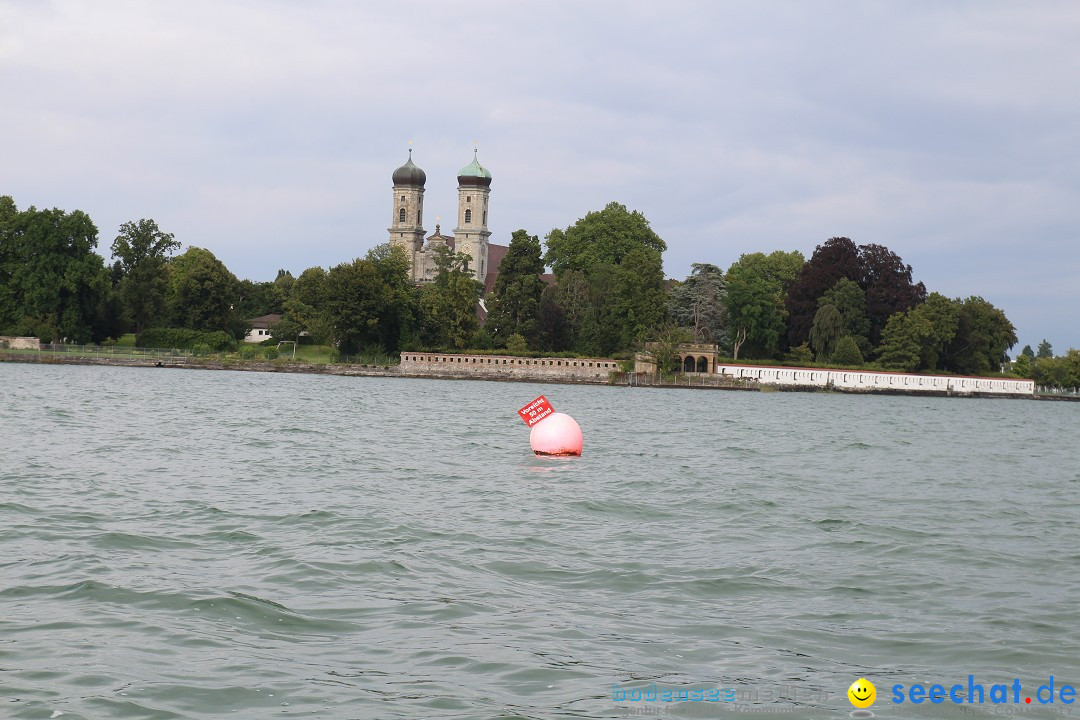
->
[0, 336, 40, 350]
[399, 353, 619, 383]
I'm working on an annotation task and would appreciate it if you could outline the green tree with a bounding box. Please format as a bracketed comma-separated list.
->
[1037, 339, 1053, 359]
[544, 201, 666, 276]
[235, 279, 283, 320]
[505, 333, 528, 354]
[293, 266, 329, 307]
[536, 284, 570, 352]
[876, 310, 933, 371]
[321, 254, 414, 356]
[913, 293, 960, 370]
[363, 243, 417, 351]
[830, 335, 864, 366]
[611, 247, 668, 350]
[0, 199, 111, 343]
[110, 218, 180, 334]
[0, 196, 22, 331]
[544, 203, 668, 355]
[645, 323, 693, 376]
[810, 304, 844, 360]
[484, 230, 546, 347]
[784, 342, 813, 365]
[875, 293, 960, 372]
[819, 278, 871, 354]
[416, 246, 482, 350]
[1031, 351, 1077, 389]
[1011, 353, 1032, 378]
[725, 250, 804, 359]
[942, 296, 1017, 375]
[669, 263, 727, 345]
[1020, 344, 1035, 359]
[418, 274, 480, 350]
[166, 247, 243, 334]
[552, 270, 597, 353]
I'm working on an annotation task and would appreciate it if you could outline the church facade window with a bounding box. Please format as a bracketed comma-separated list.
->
[399, 208, 406, 222]
[465, 209, 472, 223]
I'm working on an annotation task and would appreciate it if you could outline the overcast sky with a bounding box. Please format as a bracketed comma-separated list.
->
[2, 1, 1078, 352]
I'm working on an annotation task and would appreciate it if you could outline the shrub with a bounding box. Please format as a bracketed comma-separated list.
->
[830, 336, 864, 366]
[191, 343, 211, 357]
[505, 333, 529, 355]
[470, 328, 495, 350]
[137, 328, 237, 352]
[239, 346, 258, 360]
[262, 347, 279, 360]
[785, 342, 813, 365]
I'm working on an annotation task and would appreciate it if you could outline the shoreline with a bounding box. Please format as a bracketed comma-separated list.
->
[2, 351, 1073, 401]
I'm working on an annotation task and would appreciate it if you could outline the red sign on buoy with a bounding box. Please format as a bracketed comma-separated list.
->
[518, 395, 555, 427]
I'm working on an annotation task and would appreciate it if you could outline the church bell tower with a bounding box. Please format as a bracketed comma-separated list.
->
[453, 149, 492, 283]
[388, 149, 426, 278]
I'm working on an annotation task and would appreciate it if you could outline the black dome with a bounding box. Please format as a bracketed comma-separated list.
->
[392, 151, 426, 187]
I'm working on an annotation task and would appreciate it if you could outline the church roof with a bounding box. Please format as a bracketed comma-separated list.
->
[392, 150, 426, 187]
[484, 243, 508, 295]
[457, 150, 492, 187]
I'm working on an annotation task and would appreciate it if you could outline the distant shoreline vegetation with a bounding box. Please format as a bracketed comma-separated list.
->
[1, 194, 1076, 389]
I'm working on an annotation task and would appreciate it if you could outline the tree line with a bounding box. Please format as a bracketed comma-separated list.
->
[2, 194, 1060, 382]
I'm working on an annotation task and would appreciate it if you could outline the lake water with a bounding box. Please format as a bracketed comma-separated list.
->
[1, 362, 1078, 720]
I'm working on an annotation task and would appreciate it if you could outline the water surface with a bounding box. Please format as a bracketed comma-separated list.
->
[1, 363, 1077, 719]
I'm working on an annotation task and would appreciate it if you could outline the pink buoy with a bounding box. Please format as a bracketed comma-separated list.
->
[529, 412, 583, 457]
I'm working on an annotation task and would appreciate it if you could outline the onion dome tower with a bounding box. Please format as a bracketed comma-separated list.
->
[389, 149, 427, 270]
[454, 149, 492, 283]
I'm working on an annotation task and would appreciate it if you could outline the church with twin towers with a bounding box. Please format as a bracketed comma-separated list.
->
[388, 148, 509, 294]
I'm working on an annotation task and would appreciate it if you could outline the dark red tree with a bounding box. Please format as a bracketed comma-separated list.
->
[858, 243, 927, 346]
[784, 237, 860, 347]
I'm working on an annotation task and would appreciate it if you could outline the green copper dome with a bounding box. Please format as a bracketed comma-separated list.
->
[457, 150, 492, 187]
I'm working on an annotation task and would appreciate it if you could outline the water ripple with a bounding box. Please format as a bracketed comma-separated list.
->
[1, 363, 1078, 719]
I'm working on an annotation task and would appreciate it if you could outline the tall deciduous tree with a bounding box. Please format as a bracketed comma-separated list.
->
[785, 237, 860, 347]
[536, 284, 569, 352]
[876, 309, 934, 371]
[942, 296, 1017, 374]
[324, 258, 392, 355]
[819, 278, 871, 354]
[785, 237, 925, 350]
[810, 304, 844, 360]
[612, 247, 668, 350]
[0, 198, 111, 343]
[543, 202, 668, 355]
[166, 247, 243, 335]
[544, 201, 666, 276]
[669, 263, 728, 345]
[417, 246, 482, 350]
[111, 219, 180, 334]
[859, 243, 927, 347]
[725, 250, 804, 359]
[485, 230, 546, 348]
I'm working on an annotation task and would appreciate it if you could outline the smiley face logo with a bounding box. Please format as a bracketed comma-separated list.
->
[848, 678, 876, 708]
